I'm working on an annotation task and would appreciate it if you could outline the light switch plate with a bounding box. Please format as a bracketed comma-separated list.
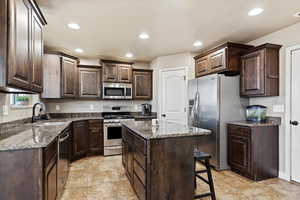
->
[90, 105, 94, 110]
[55, 105, 60, 111]
[273, 104, 285, 113]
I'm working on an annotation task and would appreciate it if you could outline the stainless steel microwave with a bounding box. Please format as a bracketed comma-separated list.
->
[102, 83, 132, 99]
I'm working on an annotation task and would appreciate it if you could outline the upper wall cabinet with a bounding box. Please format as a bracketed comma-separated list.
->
[194, 42, 253, 78]
[102, 60, 133, 83]
[240, 44, 282, 97]
[42, 52, 79, 99]
[0, 0, 47, 93]
[133, 69, 153, 100]
[78, 66, 102, 99]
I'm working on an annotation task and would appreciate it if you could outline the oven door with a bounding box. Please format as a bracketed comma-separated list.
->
[104, 123, 123, 146]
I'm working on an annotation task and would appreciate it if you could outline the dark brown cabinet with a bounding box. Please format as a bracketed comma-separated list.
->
[72, 121, 89, 158]
[88, 119, 104, 155]
[240, 43, 282, 97]
[118, 64, 133, 83]
[72, 120, 104, 160]
[62, 57, 78, 98]
[78, 67, 101, 99]
[194, 42, 253, 78]
[133, 69, 153, 100]
[0, 0, 46, 93]
[102, 60, 133, 83]
[42, 52, 79, 99]
[103, 63, 118, 82]
[227, 124, 279, 181]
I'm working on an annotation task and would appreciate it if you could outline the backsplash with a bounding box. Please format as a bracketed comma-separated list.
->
[43, 99, 153, 113]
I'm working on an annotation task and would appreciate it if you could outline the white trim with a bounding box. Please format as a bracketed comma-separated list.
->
[279, 171, 291, 181]
[158, 66, 188, 124]
[285, 44, 300, 182]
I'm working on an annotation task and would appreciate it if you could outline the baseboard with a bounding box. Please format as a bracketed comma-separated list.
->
[279, 171, 290, 181]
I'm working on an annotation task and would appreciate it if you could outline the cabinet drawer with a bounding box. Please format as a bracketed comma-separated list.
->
[228, 125, 251, 136]
[134, 135, 147, 155]
[134, 160, 146, 185]
[134, 149, 146, 170]
[44, 139, 58, 167]
[133, 173, 146, 200]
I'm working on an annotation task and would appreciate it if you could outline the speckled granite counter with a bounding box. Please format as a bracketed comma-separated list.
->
[228, 117, 281, 127]
[0, 117, 103, 151]
[121, 120, 211, 139]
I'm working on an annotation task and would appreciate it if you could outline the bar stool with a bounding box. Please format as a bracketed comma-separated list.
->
[194, 151, 216, 200]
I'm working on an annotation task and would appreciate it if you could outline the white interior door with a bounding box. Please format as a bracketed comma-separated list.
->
[160, 67, 187, 124]
[291, 48, 300, 183]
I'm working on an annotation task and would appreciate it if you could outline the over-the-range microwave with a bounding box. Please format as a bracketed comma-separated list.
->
[102, 83, 132, 100]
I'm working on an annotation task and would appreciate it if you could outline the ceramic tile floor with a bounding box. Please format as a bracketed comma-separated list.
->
[60, 155, 300, 200]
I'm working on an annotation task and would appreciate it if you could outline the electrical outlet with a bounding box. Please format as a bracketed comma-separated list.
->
[90, 105, 94, 110]
[55, 105, 60, 111]
[273, 105, 284, 113]
[3, 105, 8, 115]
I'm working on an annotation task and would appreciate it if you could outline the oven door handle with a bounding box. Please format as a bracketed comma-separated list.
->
[104, 123, 121, 128]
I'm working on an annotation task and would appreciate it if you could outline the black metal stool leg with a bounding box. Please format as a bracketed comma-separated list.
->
[205, 159, 216, 200]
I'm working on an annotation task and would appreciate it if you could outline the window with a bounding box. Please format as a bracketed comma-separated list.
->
[10, 94, 32, 107]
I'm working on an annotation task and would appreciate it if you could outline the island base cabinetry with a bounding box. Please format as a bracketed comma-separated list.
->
[122, 126, 197, 200]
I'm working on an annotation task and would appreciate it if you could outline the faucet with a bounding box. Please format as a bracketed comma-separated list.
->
[32, 102, 45, 123]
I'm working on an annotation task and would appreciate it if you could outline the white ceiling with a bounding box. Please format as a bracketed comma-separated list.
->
[37, 0, 300, 61]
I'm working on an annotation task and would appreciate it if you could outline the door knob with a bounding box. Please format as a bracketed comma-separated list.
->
[161, 114, 166, 117]
[290, 121, 299, 126]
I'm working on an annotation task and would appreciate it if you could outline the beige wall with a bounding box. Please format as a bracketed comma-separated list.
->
[247, 21, 300, 176]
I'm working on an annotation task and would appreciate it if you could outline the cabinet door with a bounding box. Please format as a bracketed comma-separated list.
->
[31, 10, 43, 92]
[195, 56, 209, 77]
[210, 48, 226, 72]
[7, 0, 32, 90]
[240, 50, 265, 96]
[133, 70, 152, 100]
[118, 64, 132, 83]
[79, 68, 101, 98]
[103, 63, 118, 82]
[45, 158, 57, 200]
[228, 134, 251, 175]
[61, 57, 77, 98]
[122, 141, 128, 169]
[73, 121, 89, 158]
[128, 144, 134, 180]
[88, 120, 103, 154]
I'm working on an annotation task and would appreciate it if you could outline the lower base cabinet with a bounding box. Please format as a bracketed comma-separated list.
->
[72, 120, 104, 161]
[44, 156, 57, 200]
[227, 124, 279, 181]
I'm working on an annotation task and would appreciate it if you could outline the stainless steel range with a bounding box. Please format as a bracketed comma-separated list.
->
[103, 110, 134, 156]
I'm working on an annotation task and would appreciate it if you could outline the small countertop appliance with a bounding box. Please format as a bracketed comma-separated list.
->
[141, 103, 152, 116]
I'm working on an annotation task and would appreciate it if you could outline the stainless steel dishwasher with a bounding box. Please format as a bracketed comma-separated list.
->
[57, 127, 71, 198]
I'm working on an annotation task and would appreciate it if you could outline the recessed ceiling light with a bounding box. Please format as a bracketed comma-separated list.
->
[294, 12, 300, 18]
[125, 53, 133, 58]
[139, 33, 150, 40]
[75, 48, 83, 53]
[68, 23, 80, 30]
[193, 41, 203, 47]
[248, 8, 264, 16]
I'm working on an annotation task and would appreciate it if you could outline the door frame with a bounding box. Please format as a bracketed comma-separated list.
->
[284, 44, 300, 181]
[158, 66, 188, 124]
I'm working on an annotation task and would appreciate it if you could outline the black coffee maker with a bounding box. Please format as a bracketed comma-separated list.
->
[141, 103, 152, 116]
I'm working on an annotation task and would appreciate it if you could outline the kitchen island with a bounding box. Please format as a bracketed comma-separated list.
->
[121, 121, 211, 200]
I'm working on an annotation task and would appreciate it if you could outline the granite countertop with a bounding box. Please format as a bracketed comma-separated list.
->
[121, 121, 211, 140]
[228, 117, 281, 127]
[0, 117, 104, 151]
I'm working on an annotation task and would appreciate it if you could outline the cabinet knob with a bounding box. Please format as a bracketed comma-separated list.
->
[290, 121, 299, 126]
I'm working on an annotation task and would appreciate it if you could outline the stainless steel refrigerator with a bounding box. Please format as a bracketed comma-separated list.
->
[188, 74, 249, 170]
